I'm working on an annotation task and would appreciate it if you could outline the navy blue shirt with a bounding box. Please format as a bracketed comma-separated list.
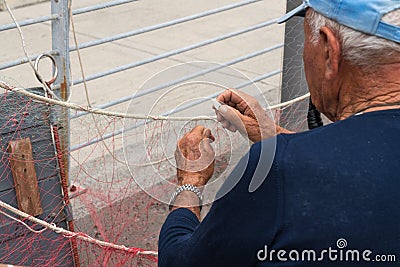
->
[159, 110, 400, 266]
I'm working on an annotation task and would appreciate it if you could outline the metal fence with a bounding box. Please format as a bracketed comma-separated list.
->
[0, 0, 285, 153]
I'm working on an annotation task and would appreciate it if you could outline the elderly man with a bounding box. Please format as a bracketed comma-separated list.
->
[158, 0, 400, 266]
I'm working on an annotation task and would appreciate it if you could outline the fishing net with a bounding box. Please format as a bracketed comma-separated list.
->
[0, 0, 311, 266]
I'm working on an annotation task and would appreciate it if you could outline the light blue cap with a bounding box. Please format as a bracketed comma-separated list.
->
[277, 0, 400, 44]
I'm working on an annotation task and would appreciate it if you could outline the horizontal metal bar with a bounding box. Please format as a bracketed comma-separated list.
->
[0, 50, 59, 70]
[0, 14, 59, 32]
[70, 0, 261, 51]
[72, 19, 278, 86]
[0, 0, 138, 69]
[71, 43, 284, 119]
[159, 69, 283, 115]
[236, 69, 283, 89]
[72, 0, 138, 16]
[0, 1, 260, 71]
[70, 69, 282, 151]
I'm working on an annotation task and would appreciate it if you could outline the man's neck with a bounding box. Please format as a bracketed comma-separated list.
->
[336, 63, 400, 120]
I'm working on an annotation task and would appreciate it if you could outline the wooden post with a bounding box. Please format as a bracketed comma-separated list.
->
[8, 138, 43, 217]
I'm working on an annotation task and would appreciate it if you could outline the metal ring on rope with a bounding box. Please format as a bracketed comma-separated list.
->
[34, 53, 58, 86]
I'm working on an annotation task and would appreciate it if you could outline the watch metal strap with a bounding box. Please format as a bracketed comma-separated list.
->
[169, 184, 203, 211]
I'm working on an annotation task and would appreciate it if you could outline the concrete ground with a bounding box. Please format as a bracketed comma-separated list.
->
[0, 0, 287, 264]
[0, 0, 286, 109]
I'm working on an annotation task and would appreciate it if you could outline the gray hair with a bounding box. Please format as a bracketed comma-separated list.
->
[306, 9, 400, 70]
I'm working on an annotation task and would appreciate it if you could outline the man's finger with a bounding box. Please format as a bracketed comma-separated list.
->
[227, 89, 253, 104]
[218, 105, 247, 133]
[216, 111, 225, 122]
[216, 90, 231, 104]
[190, 125, 205, 135]
[203, 128, 215, 142]
[220, 119, 231, 130]
[199, 137, 215, 162]
[217, 89, 252, 105]
[227, 123, 237, 132]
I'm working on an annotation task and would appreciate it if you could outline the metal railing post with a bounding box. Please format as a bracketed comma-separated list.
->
[51, 0, 71, 164]
[52, 0, 70, 88]
[51, 0, 71, 192]
[51, 0, 79, 266]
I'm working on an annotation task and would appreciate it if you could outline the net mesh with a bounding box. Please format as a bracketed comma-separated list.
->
[0, 86, 75, 266]
[0, 0, 310, 266]
[280, 0, 309, 132]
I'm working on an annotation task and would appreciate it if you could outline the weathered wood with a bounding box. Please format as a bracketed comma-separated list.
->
[7, 138, 43, 217]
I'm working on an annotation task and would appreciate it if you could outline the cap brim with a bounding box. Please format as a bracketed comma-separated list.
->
[277, 2, 308, 24]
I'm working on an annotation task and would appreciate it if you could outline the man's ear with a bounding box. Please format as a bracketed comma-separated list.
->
[319, 26, 341, 80]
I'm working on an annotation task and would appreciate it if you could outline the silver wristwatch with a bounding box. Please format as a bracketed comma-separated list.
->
[169, 184, 203, 211]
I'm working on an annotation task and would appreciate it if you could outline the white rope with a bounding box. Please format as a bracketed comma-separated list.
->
[0, 209, 47, 234]
[0, 199, 158, 257]
[0, 81, 309, 121]
[271, 92, 310, 109]
[0, 81, 208, 121]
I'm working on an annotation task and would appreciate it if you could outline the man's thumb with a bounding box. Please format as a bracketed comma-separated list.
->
[219, 105, 247, 132]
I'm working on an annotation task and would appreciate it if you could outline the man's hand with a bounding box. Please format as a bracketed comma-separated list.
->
[175, 125, 215, 187]
[215, 89, 292, 142]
